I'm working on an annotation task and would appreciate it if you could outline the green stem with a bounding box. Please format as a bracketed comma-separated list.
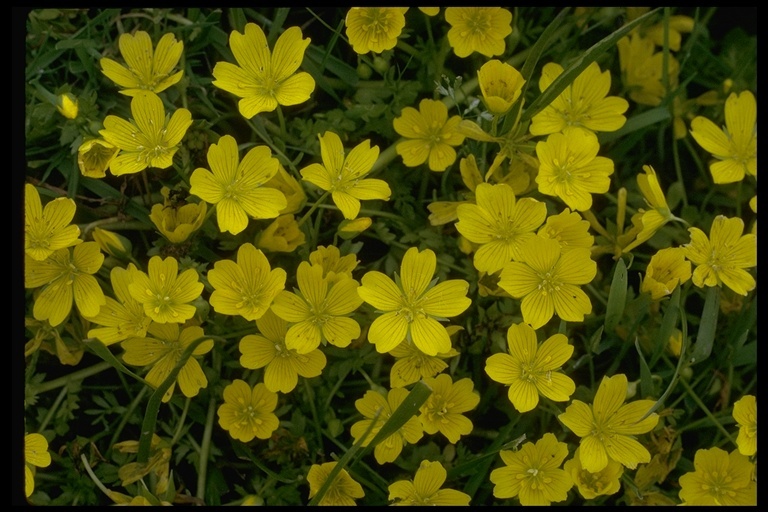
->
[196, 396, 217, 502]
[37, 385, 69, 432]
[80, 453, 115, 501]
[172, 397, 192, 446]
[297, 191, 330, 228]
[107, 385, 149, 457]
[677, 377, 737, 444]
[32, 361, 112, 394]
[276, 105, 287, 140]
[302, 379, 323, 461]
[671, 134, 689, 208]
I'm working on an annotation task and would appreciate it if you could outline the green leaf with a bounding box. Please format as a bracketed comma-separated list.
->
[78, 177, 151, 224]
[83, 338, 148, 386]
[652, 285, 680, 366]
[598, 107, 672, 145]
[635, 337, 654, 399]
[689, 286, 719, 365]
[604, 258, 628, 332]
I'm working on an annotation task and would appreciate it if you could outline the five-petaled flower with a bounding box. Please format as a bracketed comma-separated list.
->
[121, 322, 213, 402]
[732, 394, 756, 457]
[239, 309, 326, 394]
[445, 7, 513, 58]
[489, 433, 572, 505]
[617, 32, 680, 107]
[100, 90, 192, 176]
[389, 335, 460, 388]
[300, 131, 391, 219]
[24, 183, 81, 262]
[682, 215, 756, 296]
[558, 373, 659, 473]
[100, 31, 184, 96]
[564, 447, 623, 500]
[678, 447, 756, 505]
[358, 246, 471, 356]
[393, 98, 466, 172]
[640, 247, 691, 300]
[189, 134, 287, 235]
[485, 322, 575, 413]
[307, 462, 365, 506]
[477, 60, 526, 116]
[77, 138, 120, 178]
[690, 90, 757, 184]
[217, 380, 280, 442]
[212, 23, 315, 119]
[418, 373, 480, 443]
[207, 242, 286, 321]
[388, 460, 471, 505]
[344, 7, 409, 54]
[128, 255, 204, 324]
[498, 235, 596, 329]
[537, 208, 595, 252]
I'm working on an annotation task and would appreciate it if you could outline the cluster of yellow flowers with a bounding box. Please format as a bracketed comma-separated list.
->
[25, 7, 756, 506]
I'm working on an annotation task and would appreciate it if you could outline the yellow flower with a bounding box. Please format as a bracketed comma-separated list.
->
[388, 460, 471, 505]
[389, 335, 460, 388]
[255, 214, 306, 253]
[337, 217, 372, 240]
[535, 128, 614, 212]
[84, 263, 151, 346]
[25, 243, 106, 327]
[307, 462, 365, 506]
[644, 15, 694, 52]
[121, 322, 213, 402]
[25, 433, 51, 498]
[264, 164, 307, 215]
[641, 247, 691, 300]
[498, 235, 596, 329]
[455, 182, 547, 273]
[77, 138, 119, 178]
[418, 374, 479, 443]
[530, 61, 629, 136]
[217, 380, 280, 442]
[732, 394, 756, 457]
[308, 245, 359, 283]
[56, 92, 78, 119]
[617, 32, 679, 106]
[418, 7, 439, 16]
[358, 247, 471, 356]
[690, 90, 757, 183]
[272, 262, 362, 353]
[564, 447, 623, 500]
[682, 215, 756, 296]
[149, 189, 207, 244]
[558, 373, 659, 472]
[678, 447, 756, 505]
[100, 91, 192, 176]
[393, 98, 465, 172]
[490, 433, 572, 505]
[301, 131, 391, 219]
[24, 183, 81, 261]
[207, 242, 286, 321]
[537, 208, 594, 252]
[91, 227, 132, 260]
[212, 24, 315, 119]
[477, 60, 525, 116]
[128, 255, 204, 324]
[189, 135, 287, 235]
[100, 31, 184, 95]
[445, 7, 513, 58]
[350, 388, 423, 464]
[485, 322, 575, 413]
[239, 309, 326, 394]
[344, 8, 409, 54]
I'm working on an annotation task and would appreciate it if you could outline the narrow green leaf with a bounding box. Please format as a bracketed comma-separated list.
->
[634, 337, 654, 399]
[83, 338, 148, 386]
[652, 285, 680, 366]
[78, 177, 151, 224]
[598, 107, 672, 145]
[689, 286, 719, 365]
[604, 258, 628, 332]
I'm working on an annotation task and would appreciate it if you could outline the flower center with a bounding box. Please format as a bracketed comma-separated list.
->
[536, 271, 561, 296]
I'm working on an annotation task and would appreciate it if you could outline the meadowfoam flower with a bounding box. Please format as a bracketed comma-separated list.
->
[307, 462, 365, 506]
[207, 243, 286, 321]
[358, 247, 471, 356]
[239, 309, 326, 394]
[690, 90, 757, 183]
[393, 98, 465, 172]
[530, 61, 629, 136]
[149, 189, 208, 244]
[271, 261, 362, 353]
[558, 373, 659, 473]
[212, 24, 315, 119]
[455, 182, 547, 273]
[84, 264, 151, 346]
[388, 460, 471, 505]
[56, 92, 78, 119]
[308, 245, 359, 283]
[641, 247, 691, 300]
[344, 8, 409, 54]
[128, 255, 204, 324]
[477, 60, 525, 116]
[25, 243, 106, 327]
[419, 374, 479, 443]
[189, 135, 287, 235]
[264, 163, 306, 215]
[732, 394, 756, 457]
[300, 131, 391, 219]
[682, 215, 756, 296]
[25, 433, 51, 498]
[644, 15, 695, 51]
[498, 235, 596, 329]
[217, 380, 279, 442]
[100, 31, 183, 96]
[489, 433, 572, 505]
[617, 32, 679, 107]
[350, 388, 423, 464]
[537, 208, 594, 252]
[678, 447, 756, 505]
[91, 228, 132, 260]
[24, 183, 81, 261]
[255, 214, 306, 253]
[100, 91, 192, 176]
[445, 7, 513, 58]
[389, 335, 460, 388]
[121, 322, 213, 402]
[77, 138, 119, 178]
[485, 322, 575, 413]
[564, 447, 623, 500]
[535, 128, 614, 212]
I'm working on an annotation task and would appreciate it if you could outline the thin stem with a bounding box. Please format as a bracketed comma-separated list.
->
[196, 396, 217, 502]
[107, 385, 149, 457]
[32, 361, 112, 394]
[37, 385, 69, 432]
[677, 377, 737, 444]
[297, 191, 329, 228]
[172, 397, 192, 446]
